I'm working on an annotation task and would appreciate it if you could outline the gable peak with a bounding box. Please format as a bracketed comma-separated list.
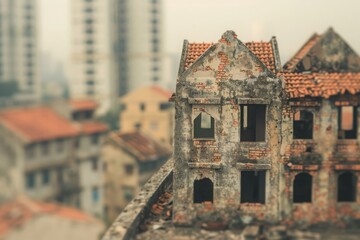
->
[219, 30, 238, 43]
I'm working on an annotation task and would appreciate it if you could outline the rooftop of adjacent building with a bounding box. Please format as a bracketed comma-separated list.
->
[0, 100, 108, 143]
[106, 131, 172, 162]
[69, 99, 99, 112]
[120, 85, 173, 103]
[0, 195, 103, 239]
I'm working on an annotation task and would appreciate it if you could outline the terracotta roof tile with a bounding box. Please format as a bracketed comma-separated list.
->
[150, 86, 173, 99]
[184, 41, 276, 72]
[0, 107, 79, 142]
[78, 121, 108, 134]
[0, 197, 97, 237]
[109, 131, 171, 161]
[283, 33, 321, 71]
[280, 72, 360, 99]
[69, 99, 98, 111]
[184, 43, 213, 70]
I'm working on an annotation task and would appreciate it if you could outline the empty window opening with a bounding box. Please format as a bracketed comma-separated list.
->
[240, 105, 266, 142]
[241, 171, 266, 204]
[194, 112, 215, 139]
[193, 178, 213, 203]
[338, 171, 357, 202]
[293, 110, 313, 139]
[338, 106, 357, 139]
[293, 173, 312, 203]
[140, 103, 146, 111]
[306, 146, 313, 153]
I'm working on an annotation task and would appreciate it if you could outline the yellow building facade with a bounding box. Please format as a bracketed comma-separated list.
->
[119, 86, 174, 146]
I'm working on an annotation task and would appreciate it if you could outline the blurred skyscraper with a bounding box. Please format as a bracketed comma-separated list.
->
[70, 0, 170, 113]
[0, 0, 40, 107]
[115, 0, 167, 96]
[70, 0, 117, 114]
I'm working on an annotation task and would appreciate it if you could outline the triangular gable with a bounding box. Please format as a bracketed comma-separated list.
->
[180, 31, 276, 80]
[284, 28, 360, 73]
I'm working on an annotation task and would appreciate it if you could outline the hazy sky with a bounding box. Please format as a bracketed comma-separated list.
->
[40, 0, 360, 73]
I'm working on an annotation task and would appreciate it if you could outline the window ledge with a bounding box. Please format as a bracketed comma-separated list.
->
[237, 98, 270, 105]
[334, 164, 360, 171]
[188, 162, 222, 169]
[236, 163, 271, 170]
[287, 164, 319, 171]
[239, 203, 266, 207]
[188, 98, 221, 105]
[193, 138, 216, 141]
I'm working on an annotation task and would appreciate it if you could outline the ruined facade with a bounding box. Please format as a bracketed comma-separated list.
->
[172, 29, 360, 226]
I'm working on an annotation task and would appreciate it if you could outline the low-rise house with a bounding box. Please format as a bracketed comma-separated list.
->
[0, 196, 104, 240]
[102, 131, 171, 221]
[119, 85, 174, 147]
[0, 100, 107, 217]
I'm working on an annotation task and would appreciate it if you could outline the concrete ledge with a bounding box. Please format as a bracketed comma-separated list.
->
[236, 163, 271, 170]
[237, 98, 270, 105]
[188, 162, 222, 169]
[102, 158, 173, 240]
[188, 97, 221, 104]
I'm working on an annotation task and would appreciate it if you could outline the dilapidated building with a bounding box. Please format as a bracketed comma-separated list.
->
[172, 28, 360, 226]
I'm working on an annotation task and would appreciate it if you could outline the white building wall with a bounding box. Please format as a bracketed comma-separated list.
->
[116, 0, 167, 95]
[70, 0, 116, 114]
[77, 135, 104, 217]
[0, 0, 41, 105]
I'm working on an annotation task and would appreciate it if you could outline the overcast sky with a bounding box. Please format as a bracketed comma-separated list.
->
[40, 0, 360, 72]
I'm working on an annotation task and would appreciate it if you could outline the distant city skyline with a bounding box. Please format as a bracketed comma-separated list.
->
[40, 0, 360, 80]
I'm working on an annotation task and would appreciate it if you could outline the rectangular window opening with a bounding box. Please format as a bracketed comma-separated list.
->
[241, 171, 266, 204]
[338, 106, 357, 139]
[240, 105, 266, 142]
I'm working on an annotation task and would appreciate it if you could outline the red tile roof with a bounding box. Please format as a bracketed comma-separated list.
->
[150, 86, 173, 99]
[0, 196, 98, 237]
[109, 131, 171, 161]
[184, 41, 276, 72]
[281, 72, 360, 99]
[283, 34, 321, 71]
[0, 107, 79, 142]
[245, 41, 276, 72]
[185, 43, 213, 70]
[69, 99, 98, 111]
[78, 121, 108, 134]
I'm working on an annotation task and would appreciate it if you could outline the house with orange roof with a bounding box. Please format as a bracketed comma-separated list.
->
[102, 131, 171, 221]
[119, 85, 174, 147]
[0, 99, 107, 218]
[0, 196, 104, 240]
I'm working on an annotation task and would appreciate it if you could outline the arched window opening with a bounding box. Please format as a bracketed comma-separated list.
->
[293, 110, 313, 139]
[193, 178, 213, 203]
[194, 112, 215, 139]
[293, 173, 312, 203]
[338, 171, 357, 202]
[241, 171, 266, 203]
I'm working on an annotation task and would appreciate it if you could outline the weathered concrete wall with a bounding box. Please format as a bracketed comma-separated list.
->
[281, 97, 360, 226]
